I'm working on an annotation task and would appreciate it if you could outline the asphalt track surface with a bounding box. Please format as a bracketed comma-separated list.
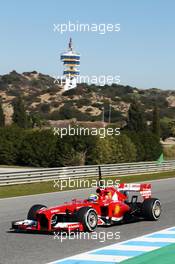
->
[0, 178, 175, 264]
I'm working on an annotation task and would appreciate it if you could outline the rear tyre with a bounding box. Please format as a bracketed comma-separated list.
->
[76, 207, 98, 232]
[27, 204, 47, 220]
[142, 198, 161, 220]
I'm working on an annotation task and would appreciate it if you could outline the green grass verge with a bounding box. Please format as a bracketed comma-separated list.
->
[121, 243, 175, 264]
[0, 170, 175, 199]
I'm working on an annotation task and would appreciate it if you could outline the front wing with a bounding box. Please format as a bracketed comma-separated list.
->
[11, 216, 115, 233]
[11, 219, 84, 232]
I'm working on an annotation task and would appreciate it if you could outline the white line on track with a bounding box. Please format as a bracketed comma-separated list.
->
[47, 226, 175, 264]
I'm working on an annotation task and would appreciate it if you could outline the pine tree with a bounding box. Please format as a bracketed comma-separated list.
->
[152, 105, 160, 138]
[0, 102, 5, 127]
[128, 101, 147, 132]
[12, 96, 28, 128]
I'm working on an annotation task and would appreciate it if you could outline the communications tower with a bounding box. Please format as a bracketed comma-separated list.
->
[60, 38, 80, 90]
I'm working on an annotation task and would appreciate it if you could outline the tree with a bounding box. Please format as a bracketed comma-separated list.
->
[111, 135, 136, 163]
[0, 102, 5, 127]
[152, 105, 160, 138]
[88, 134, 136, 164]
[30, 113, 43, 128]
[160, 118, 171, 140]
[12, 96, 28, 128]
[168, 120, 175, 137]
[0, 126, 24, 165]
[54, 133, 95, 166]
[123, 131, 145, 161]
[139, 132, 162, 161]
[88, 136, 113, 164]
[20, 129, 57, 167]
[128, 101, 147, 132]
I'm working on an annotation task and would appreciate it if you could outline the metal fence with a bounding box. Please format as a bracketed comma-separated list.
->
[0, 160, 175, 186]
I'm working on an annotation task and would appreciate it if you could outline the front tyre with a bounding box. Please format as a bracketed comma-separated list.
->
[142, 198, 161, 220]
[77, 207, 98, 232]
[27, 204, 47, 220]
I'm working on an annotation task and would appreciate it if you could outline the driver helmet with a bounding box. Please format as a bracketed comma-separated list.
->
[88, 194, 98, 202]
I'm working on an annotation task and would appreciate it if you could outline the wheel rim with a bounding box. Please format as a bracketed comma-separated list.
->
[153, 201, 161, 218]
[88, 212, 97, 228]
[51, 215, 58, 226]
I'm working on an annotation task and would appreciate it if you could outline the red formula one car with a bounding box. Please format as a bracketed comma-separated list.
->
[11, 183, 161, 233]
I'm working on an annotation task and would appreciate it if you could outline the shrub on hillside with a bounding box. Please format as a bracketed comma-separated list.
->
[124, 131, 145, 161]
[0, 126, 24, 165]
[19, 129, 57, 167]
[88, 134, 136, 164]
[139, 132, 162, 161]
[125, 131, 162, 161]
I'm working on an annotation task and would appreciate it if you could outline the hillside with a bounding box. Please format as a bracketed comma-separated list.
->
[0, 70, 175, 125]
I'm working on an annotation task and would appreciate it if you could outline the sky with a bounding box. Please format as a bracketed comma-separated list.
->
[0, 0, 175, 89]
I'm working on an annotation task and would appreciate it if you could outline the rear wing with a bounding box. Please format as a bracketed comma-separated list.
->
[118, 183, 151, 199]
